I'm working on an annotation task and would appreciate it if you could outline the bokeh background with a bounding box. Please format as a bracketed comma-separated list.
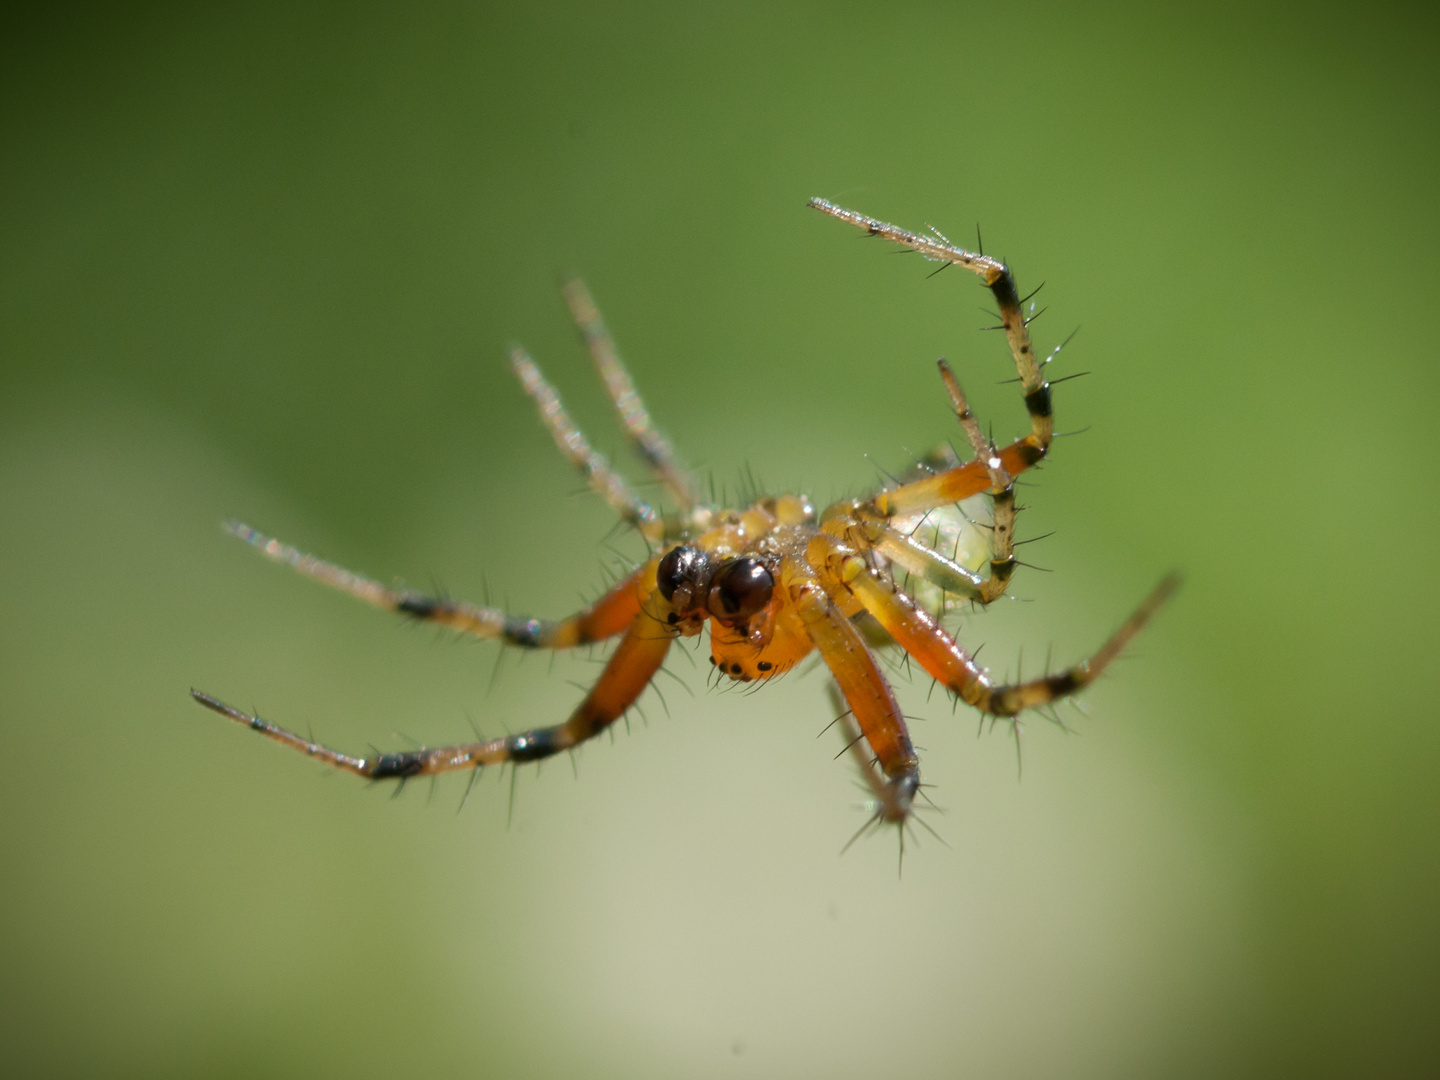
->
[3, 2, 1437, 1077]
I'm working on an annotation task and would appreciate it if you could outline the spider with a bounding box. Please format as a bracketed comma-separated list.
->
[192, 198, 1177, 835]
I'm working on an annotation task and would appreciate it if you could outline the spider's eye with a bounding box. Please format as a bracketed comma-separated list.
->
[657, 545, 703, 602]
[709, 558, 774, 620]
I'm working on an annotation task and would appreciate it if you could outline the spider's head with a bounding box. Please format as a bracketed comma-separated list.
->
[656, 545, 775, 637]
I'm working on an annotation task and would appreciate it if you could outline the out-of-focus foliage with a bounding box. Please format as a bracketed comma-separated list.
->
[2, 3, 1437, 1077]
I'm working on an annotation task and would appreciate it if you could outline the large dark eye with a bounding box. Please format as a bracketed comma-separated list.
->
[709, 558, 774, 620]
[657, 545, 703, 601]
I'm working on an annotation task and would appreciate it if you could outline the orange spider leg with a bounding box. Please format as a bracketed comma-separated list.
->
[814, 529, 1179, 717]
[561, 279, 699, 512]
[225, 521, 656, 649]
[191, 588, 677, 779]
[780, 552, 918, 821]
[867, 439, 1044, 520]
[808, 198, 1052, 528]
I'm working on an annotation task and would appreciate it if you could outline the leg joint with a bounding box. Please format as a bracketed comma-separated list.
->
[370, 753, 426, 779]
[504, 728, 565, 763]
[1023, 384, 1052, 419]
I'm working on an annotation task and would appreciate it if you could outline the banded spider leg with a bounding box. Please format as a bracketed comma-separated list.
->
[193, 286, 697, 782]
[806, 198, 1177, 827]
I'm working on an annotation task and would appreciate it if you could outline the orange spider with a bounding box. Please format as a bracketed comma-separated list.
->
[192, 198, 1177, 835]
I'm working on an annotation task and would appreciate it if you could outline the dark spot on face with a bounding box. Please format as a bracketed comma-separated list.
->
[666, 612, 679, 625]
[757, 661, 773, 672]
[730, 663, 743, 675]
[708, 655, 716, 665]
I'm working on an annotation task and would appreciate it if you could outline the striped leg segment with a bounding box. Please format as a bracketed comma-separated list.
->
[936, 359, 1017, 603]
[561, 279, 698, 512]
[509, 347, 665, 544]
[869, 438, 1045, 519]
[782, 553, 918, 822]
[225, 521, 655, 648]
[191, 601, 675, 779]
[832, 551, 1180, 718]
[807, 198, 1053, 522]
[978, 573, 1180, 715]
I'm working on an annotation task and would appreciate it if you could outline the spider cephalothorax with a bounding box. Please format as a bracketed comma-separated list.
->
[193, 200, 1176, 834]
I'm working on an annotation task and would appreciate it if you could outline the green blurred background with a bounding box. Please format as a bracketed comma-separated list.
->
[3, 2, 1437, 1076]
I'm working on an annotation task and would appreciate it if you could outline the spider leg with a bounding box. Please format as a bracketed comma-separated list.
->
[976, 573, 1179, 716]
[935, 359, 1017, 604]
[191, 598, 676, 778]
[856, 521, 985, 604]
[808, 198, 1051, 522]
[509, 346, 665, 544]
[561, 279, 699, 512]
[825, 680, 896, 819]
[815, 530, 1179, 718]
[224, 521, 656, 648]
[782, 553, 919, 822]
[868, 438, 1044, 519]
